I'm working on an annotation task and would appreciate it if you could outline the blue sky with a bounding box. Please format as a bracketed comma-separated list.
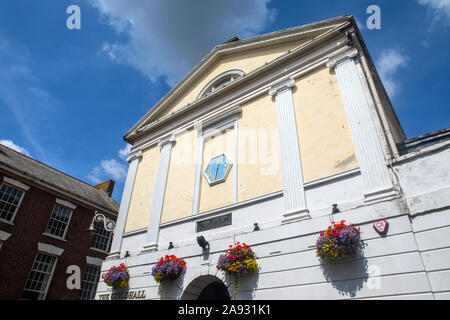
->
[0, 0, 449, 203]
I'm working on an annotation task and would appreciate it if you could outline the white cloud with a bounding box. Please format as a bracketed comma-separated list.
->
[87, 165, 104, 184]
[0, 139, 31, 156]
[375, 49, 409, 98]
[88, 143, 131, 185]
[89, 0, 275, 86]
[118, 143, 131, 160]
[418, 0, 450, 28]
[88, 158, 127, 185]
[100, 159, 127, 180]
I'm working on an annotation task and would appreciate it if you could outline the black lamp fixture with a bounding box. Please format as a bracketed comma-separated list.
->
[168, 242, 174, 249]
[253, 223, 260, 231]
[332, 204, 340, 214]
[197, 236, 209, 249]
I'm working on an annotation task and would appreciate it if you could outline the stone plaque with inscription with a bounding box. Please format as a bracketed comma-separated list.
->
[196, 213, 232, 232]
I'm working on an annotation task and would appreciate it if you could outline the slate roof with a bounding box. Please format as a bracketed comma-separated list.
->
[0, 144, 119, 215]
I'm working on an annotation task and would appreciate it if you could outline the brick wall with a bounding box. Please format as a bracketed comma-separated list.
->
[0, 172, 111, 299]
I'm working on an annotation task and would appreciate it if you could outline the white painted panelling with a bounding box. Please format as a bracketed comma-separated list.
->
[434, 292, 450, 300]
[427, 270, 450, 292]
[395, 148, 450, 199]
[361, 293, 434, 300]
[258, 232, 419, 273]
[421, 247, 450, 271]
[248, 221, 414, 262]
[250, 272, 431, 300]
[122, 173, 406, 255]
[411, 209, 450, 233]
[407, 187, 450, 215]
[245, 251, 425, 291]
[362, 233, 418, 258]
[305, 172, 364, 218]
[415, 226, 450, 252]
[235, 204, 407, 254]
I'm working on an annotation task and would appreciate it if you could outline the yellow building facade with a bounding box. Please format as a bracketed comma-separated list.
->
[96, 15, 428, 301]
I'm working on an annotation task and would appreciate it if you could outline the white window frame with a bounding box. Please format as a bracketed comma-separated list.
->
[0, 181, 27, 224]
[192, 108, 240, 214]
[22, 251, 58, 300]
[197, 69, 245, 99]
[89, 220, 112, 253]
[79, 264, 101, 300]
[43, 203, 74, 240]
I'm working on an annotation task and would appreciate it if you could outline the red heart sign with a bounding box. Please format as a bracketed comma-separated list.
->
[373, 219, 389, 235]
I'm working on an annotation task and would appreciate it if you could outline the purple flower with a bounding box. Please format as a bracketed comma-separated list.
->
[216, 254, 229, 271]
[152, 261, 183, 280]
[337, 227, 360, 254]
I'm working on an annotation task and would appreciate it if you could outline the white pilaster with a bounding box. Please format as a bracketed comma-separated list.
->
[107, 150, 142, 260]
[269, 78, 310, 223]
[327, 48, 396, 202]
[141, 135, 175, 253]
[192, 127, 203, 215]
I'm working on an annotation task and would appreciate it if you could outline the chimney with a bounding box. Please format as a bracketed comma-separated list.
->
[223, 36, 239, 44]
[94, 179, 115, 197]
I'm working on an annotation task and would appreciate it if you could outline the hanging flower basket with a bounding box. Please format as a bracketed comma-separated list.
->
[102, 263, 130, 289]
[316, 220, 362, 262]
[216, 242, 258, 299]
[152, 255, 186, 283]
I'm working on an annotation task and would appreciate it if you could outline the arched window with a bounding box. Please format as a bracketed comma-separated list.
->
[197, 69, 245, 99]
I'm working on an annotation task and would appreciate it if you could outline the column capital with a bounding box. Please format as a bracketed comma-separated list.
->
[326, 48, 358, 68]
[158, 134, 176, 148]
[269, 77, 295, 96]
[126, 149, 142, 163]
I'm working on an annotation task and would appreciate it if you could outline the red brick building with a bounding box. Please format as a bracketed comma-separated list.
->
[0, 144, 119, 299]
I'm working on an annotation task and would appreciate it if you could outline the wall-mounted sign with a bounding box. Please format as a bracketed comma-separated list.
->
[196, 213, 232, 232]
[373, 219, 389, 235]
[98, 290, 146, 300]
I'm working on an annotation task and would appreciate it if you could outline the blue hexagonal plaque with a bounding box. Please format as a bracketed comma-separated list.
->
[204, 153, 232, 186]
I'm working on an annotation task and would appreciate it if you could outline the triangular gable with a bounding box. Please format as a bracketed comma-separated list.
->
[125, 15, 351, 142]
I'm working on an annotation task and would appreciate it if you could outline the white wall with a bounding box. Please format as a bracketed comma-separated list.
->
[96, 142, 450, 301]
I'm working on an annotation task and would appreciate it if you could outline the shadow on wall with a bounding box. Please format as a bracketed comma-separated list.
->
[225, 272, 260, 300]
[159, 273, 186, 300]
[319, 245, 369, 298]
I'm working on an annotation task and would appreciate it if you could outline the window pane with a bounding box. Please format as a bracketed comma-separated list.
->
[80, 265, 101, 300]
[45, 204, 72, 238]
[91, 221, 112, 252]
[0, 184, 24, 222]
[22, 252, 57, 300]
